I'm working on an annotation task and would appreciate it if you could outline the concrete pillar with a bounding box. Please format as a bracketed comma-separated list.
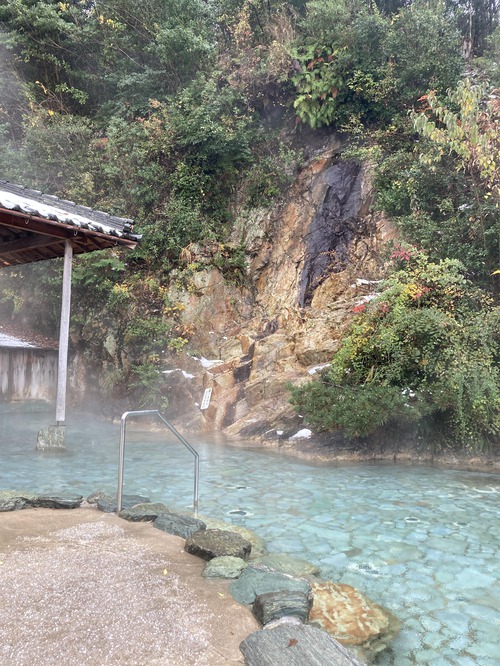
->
[56, 239, 73, 424]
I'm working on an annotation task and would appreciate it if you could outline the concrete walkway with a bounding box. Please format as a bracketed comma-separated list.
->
[0, 507, 259, 665]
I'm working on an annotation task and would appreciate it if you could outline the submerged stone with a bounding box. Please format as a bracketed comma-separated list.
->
[0, 490, 38, 502]
[154, 512, 206, 539]
[32, 494, 84, 509]
[96, 494, 150, 513]
[119, 502, 170, 522]
[185, 529, 251, 561]
[253, 590, 312, 625]
[230, 566, 311, 605]
[202, 556, 248, 579]
[309, 580, 400, 662]
[240, 622, 366, 666]
[251, 553, 320, 578]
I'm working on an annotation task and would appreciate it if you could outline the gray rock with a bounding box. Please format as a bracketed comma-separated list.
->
[240, 622, 366, 666]
[154, 512, 206, 539]
[185, 529, 251, 561]
[0, 497, 28, 511]
[197, 516, 267, 557]
[86, 490, 106, 504]
[230, 566, 311, 605]
[203, 556, 248, 579]
[96, 494, 150, 513]
[251, 553, 320, 577]
[119, 502, 170, 522]
[252, 590, 312, 626]
[32, 494, 83, 509]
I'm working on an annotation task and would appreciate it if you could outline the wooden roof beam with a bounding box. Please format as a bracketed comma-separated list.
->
[0, 233, 58, 256]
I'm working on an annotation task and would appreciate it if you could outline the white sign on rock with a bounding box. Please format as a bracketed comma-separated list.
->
[200, 388, 213, 410]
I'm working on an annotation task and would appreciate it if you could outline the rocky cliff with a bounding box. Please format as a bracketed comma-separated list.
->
[158, 135, 396, 439]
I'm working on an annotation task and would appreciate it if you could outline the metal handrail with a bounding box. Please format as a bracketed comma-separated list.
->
[117, 410, 199, 515]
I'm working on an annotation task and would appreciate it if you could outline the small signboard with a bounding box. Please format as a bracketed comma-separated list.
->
[200, 387, 212, 410]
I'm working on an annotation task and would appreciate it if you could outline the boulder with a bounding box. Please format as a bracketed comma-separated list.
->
[0, 497, 28, 511]
[32, 494, 83, 509]
[202, 556, 248, 579]
[240, 621, 366, 666]
[253, 590, 312, 626]
[185, 529, 251, 561]
[198, 516, 267, 557]
[119, 503, 170, 522]
[96, 494, 150, 513]
[230, 566, 311, 605]
[86, 490, 106, 504]
[154, 513, 206, 539]
[309, 581, 400, 662]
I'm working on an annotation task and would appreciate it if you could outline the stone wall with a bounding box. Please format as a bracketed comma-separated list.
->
[0, 347, 57, 402]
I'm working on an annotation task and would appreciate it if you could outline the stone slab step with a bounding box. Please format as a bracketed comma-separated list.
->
[240, 622, 366, 666]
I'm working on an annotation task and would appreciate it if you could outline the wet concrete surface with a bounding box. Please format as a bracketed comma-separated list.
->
[0, 507, 259, 665]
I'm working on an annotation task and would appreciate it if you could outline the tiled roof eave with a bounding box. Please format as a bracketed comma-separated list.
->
[0, 179, 140, 242]
[0, 190, 139, 242]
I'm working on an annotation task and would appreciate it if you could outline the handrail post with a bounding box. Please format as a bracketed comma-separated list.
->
[117, 409, 199, 516]
[117, 412, 127, 514]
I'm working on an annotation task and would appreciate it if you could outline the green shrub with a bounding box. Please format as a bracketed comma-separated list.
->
[290, 247, 500, 450]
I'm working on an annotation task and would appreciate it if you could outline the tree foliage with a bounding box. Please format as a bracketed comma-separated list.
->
[291, 0, 463, 129]
[0, 0, 499, 442]
[375, 79, 499, 287]
[412, 79, 499, 207]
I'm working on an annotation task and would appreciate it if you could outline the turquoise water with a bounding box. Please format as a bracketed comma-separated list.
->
[1, 402, 499, 665]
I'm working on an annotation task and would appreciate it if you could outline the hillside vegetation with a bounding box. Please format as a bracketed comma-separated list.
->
[0, 0, 499, 450]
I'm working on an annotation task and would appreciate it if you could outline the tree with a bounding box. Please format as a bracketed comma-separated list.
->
[0, 0, 99, 113]
[412, 79, 499, 206]
[412, 79, 500, 279]
[446, 0, 499, 57]
[291, 0, 463, 129]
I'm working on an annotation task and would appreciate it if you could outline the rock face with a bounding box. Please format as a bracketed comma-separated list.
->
[154, 142, 395, 438]
[309, 580, 400, 662]
[240, 621, 367, 666]
[185, 529, 252, 561]
[65, 137, 395, 440]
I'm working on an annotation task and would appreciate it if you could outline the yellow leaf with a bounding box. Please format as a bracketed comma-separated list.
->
[163, 568, 168, 576]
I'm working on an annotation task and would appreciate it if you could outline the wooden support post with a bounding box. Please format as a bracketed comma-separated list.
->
[56, 239, 73, 424]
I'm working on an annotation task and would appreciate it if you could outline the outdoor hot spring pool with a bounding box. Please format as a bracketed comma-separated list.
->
[1, 402, 499, 666]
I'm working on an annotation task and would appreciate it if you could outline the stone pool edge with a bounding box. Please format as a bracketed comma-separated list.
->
[0, 490, 395, 666]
